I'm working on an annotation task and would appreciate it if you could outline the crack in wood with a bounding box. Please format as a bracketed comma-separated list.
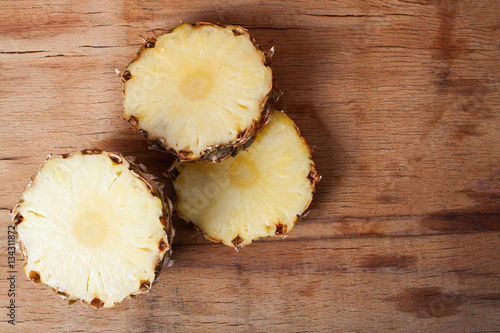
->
[79, 45, 119, 48]
[43, 54, 86, 58]
[238, 26, 301, 30]
[0, 50, 46, 54]
[303, 13, 422, 18]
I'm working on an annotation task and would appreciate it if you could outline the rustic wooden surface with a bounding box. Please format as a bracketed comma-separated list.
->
[1, 0, 499, 331]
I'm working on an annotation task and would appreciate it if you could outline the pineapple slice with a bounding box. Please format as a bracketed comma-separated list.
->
[171, 111, 320, 250]
[12, 150, 173, 308]
[122, 23, 278, 162]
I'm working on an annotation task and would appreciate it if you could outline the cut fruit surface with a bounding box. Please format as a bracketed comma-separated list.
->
[171, 111, 320, 249]
[122, 23, 277, 162]
[12, 150, 173, 308]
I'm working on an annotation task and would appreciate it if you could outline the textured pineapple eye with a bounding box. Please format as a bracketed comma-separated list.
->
[171, 110, 320, 250]
[122, 23, 278, 162]
[12, 150, 173, 308]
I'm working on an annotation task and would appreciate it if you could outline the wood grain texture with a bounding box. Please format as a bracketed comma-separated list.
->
[0, 0, 499, 331]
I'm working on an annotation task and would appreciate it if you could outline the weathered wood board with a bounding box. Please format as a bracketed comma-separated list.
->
[0, 0, 499, 331]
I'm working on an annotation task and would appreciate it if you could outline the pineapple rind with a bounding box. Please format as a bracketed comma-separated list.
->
[122, 22, 279, 162]
[172, 111, 320, 249]
[12, 150, 173, 308]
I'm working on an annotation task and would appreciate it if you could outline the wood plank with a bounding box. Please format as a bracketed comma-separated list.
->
[0, 0, 499, 331]
[1, 233, 499, 331]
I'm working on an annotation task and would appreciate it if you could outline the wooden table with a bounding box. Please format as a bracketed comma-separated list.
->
[1, 0, 499, 331]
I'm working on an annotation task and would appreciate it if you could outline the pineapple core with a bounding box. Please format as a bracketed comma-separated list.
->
[179, 70, 214, 101]
[72, 209, 111, 247]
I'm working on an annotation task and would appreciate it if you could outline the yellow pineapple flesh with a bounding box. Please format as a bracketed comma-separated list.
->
[123, 23, 277, 162]
[171, 111, 320, 249]
[12, 150, 173, 308]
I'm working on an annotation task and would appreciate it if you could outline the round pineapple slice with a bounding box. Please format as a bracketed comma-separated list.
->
[171, 111, 320, 250]
[122, 22, 278, 162]
[12, 150, 173, 308]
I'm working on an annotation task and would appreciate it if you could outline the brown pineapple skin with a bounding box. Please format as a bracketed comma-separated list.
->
[121, 22, 280, 163]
